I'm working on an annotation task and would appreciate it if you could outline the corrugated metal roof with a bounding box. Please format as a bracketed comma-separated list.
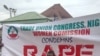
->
[41, 4, 72, 20]
[0, 12, 50, 24]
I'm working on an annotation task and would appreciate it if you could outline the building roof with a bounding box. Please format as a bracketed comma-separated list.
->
[41, 4, 72, 20]
[0, 12, 50, 24]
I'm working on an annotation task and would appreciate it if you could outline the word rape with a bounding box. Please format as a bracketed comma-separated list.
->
[23, 44, 94, 56]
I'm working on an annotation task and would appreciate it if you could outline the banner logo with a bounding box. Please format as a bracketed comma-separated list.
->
[8, 26, 19, 39]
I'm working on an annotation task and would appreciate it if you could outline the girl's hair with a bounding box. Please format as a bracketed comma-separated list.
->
[47, 50, 55, 56]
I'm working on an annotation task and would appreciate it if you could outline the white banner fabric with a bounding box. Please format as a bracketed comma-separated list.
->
[1, 13, 100, 56]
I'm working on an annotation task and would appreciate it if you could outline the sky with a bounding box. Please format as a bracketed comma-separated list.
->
[0, 0, 100, 21]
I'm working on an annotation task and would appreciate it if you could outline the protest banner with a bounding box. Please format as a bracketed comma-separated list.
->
[1, 13, 100, 56]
